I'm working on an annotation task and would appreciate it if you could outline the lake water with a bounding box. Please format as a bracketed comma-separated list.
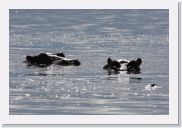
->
[9, 9, 169, 115]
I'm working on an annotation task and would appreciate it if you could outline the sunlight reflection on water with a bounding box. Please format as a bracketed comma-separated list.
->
[9, 9, 169, 115]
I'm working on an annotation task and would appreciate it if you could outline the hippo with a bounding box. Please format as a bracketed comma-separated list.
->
[25, 52, 81, 67]
[103, 57, 142, 74]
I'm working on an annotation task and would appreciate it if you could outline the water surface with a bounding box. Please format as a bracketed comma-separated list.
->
[9, 9, 169, 115]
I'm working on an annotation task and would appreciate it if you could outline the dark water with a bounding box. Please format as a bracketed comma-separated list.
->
[9, 9, 169, 115]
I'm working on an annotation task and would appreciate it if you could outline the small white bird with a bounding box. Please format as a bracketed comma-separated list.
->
[145, 83, 159, 91]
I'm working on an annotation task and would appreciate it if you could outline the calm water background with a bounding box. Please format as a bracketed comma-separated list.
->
[9, 9, 169, 115]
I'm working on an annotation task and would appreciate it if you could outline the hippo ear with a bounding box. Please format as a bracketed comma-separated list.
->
[56, 52, 65, 57]
[137, 58, 142, 66]
[107, 58, 112, 64]
[60, 52, 65, 57]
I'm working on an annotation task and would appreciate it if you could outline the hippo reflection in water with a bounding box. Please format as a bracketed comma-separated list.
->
[25, 52, 81, 67]
[103, 57, 142, 74]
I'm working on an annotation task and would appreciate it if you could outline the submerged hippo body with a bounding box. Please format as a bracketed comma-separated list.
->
[25, 52, 81, 67]
[103, 57, 142, 74]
